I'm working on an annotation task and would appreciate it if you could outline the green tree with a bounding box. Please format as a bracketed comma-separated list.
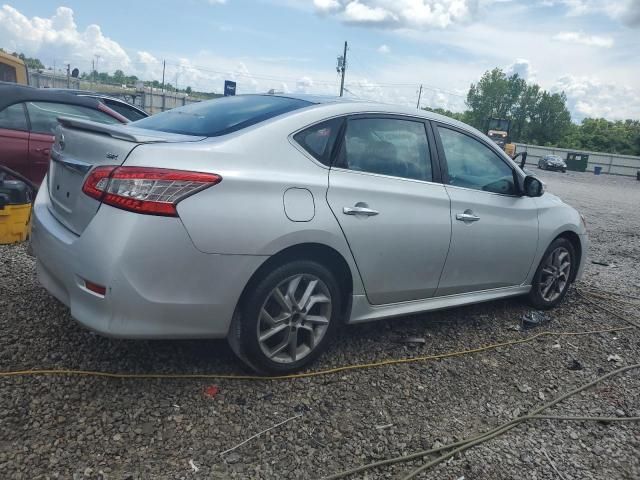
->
[112, 69, 126, 84]
[465, 68, 525, 133]
[464, 68, 572, 146]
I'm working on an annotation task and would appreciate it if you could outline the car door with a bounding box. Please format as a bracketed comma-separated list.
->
[433, 123, 539, 296]
[326, 115, 451, 305]
[0, 103, 30, 179]
[25, 101, 121, 184]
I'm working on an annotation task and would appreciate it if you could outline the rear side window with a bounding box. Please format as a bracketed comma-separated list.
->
[336, 117, 433, 181]
[131, 95, 312, 137]
[103, 99, 147, 121]
[293, 118, 343, 165]
[0, 63, 17, 83]
[0, 103, 28, 131]
[26, 101, 120, 134]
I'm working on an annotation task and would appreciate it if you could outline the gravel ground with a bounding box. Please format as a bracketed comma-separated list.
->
[1, 170, 639, 479]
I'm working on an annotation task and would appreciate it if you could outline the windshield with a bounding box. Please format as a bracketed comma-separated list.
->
[131, 95, 312, 137]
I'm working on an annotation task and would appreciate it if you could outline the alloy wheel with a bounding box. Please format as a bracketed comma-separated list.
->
[257, 274, 332, 364]
[538, 246, 571, 302]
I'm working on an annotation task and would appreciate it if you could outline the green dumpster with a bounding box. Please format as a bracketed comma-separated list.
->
[565, 152, 589, 172]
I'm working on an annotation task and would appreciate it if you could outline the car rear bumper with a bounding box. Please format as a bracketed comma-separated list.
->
[31, 180, 267, 339]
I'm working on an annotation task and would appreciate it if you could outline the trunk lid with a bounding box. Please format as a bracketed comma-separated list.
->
[47, 117, 205, 235]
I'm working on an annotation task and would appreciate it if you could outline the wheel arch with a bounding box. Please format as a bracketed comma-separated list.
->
[554, 230, 582, 282]
[233, 242, 354, 323]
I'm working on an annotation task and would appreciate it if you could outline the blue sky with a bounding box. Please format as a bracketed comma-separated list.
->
[2, 1, 639, 120]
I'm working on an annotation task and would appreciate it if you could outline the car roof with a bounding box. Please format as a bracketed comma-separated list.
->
[0, 83, 103, 111]
[266, 93, 475, 133]
[39, 88, 147, 111]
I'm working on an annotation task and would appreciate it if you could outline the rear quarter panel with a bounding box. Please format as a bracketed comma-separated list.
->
[122, 112, 365, 295]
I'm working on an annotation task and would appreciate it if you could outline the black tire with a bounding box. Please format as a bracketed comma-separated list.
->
[230, 260, 342, 374]
[562, 169, 567, 173]
[527, 237, 575, 310]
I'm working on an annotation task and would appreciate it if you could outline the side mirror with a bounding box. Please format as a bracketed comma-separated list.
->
[523, 175, 544, 197]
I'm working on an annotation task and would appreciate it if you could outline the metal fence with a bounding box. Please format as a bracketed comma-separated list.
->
[515, 143, 640, 177]
[28, 70, 80, 89]
[136, 88, 201, 114]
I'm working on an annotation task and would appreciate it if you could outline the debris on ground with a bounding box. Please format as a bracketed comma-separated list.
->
[521, 310, 551, 330]
[567, 359, 583, 370]
[394, 336, 427, 346]
[607, 354, 623, 363]
[203, 385, 220, 399]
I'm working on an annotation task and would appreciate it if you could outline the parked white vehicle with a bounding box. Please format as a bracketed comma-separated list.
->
[32, 94, 588, 373]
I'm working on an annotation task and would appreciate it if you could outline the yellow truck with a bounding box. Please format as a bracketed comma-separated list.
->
[0, 50, 29, 85]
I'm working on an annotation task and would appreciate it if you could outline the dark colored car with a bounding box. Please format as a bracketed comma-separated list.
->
[538, 155, 567, 173]
[48, 89, 149, 121]
[0, 83, 129, 184]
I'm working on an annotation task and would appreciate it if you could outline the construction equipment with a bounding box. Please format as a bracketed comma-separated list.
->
[487, 117, 515, 156]
[0, 165, 36, 244]
[0, 51, 29, 85]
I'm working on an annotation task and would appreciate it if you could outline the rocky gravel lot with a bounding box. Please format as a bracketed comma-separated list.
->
[1, 169, 639, 479]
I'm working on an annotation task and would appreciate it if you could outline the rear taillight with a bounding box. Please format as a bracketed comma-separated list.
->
[82, 166, 221, 216]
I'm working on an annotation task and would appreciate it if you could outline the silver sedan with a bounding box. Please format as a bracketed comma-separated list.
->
[31, 94, 588, 373]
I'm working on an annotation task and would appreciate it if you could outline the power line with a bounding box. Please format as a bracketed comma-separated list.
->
[163, 60, 339, 86]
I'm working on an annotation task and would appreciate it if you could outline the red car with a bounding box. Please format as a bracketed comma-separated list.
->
[0, 83, 129, 184]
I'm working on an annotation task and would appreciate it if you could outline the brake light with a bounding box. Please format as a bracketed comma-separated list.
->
[82, 166, 221, 216]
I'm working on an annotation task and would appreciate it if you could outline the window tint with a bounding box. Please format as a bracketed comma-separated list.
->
[26, 102, 120, 134]
[0, 103, 28, 131]
[336, 118, 432, 181]
[103, 99, 147, 121]
[293, 118, 342, 165]
[0, 63, 17, 83]
[132, 95, 312, 137]
[438, 127, 516, 195]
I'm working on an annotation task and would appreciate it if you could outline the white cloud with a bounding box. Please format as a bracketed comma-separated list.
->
[313, 0, 478, 29]
[344, 1, 397, 23]
[207, 0, 227, 4]
[296, 75, 314, 92]
[553, 31, 614, 47]
[505, 58, 535, 81]
[0, 5, 131, 71]
[546, 0, 640, 27]
[313, 0, 341, 12]
[553, 75, 640, 121]
[378, 44, 390, 53]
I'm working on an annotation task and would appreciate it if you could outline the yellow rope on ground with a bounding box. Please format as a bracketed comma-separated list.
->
[0, 325, 632, 381]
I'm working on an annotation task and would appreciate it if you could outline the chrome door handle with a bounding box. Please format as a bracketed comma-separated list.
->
[456, 212, 480, 222]
[343, 206, 379, 216]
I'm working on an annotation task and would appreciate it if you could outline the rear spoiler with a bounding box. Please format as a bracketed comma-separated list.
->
[56, 117, 204, 143]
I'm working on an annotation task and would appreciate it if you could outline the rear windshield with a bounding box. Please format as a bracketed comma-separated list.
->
[131, 95, 312, 137]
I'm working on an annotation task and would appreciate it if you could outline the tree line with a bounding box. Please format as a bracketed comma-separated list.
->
[424, 68, 640, 156]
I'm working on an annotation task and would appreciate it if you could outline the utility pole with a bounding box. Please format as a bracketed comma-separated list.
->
[66, 63, 70, 89]
[337, 41, 348, 97]
[161, 60, 166, 92]
[416, 84, 423, 109]
[94, 55, 101, 85]
[92, 58, 95, 87]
